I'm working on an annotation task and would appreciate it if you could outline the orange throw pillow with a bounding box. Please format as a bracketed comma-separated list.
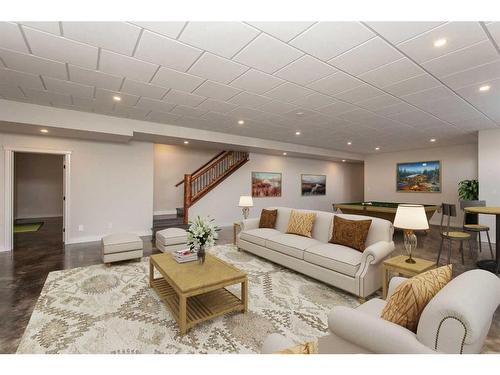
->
[381, 264, 453, 332]
[330, 216, 372, 251]
[259, 209, 278, 229]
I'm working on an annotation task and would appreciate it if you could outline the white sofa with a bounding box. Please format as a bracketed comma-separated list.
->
[236, 207, 395, 298]
[263, 269, 500, 354]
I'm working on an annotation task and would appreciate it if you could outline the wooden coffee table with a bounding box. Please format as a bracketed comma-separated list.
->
[149, 253, 248, 335]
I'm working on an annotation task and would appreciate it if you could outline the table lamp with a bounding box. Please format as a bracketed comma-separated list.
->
[393, 204, 429, 264]
[238, 196, 254, 219]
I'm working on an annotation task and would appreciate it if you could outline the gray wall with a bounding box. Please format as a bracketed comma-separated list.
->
[14, 152, 64, 219]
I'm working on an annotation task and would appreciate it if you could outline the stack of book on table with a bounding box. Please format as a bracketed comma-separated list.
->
[173, 249, 198, 263]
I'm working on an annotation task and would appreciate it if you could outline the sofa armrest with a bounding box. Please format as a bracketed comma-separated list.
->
[328, 306, 434, 354]
[238, 218, 260, 232]
[261, 333, 295, 354]
[361, 241, 395, 265]
[387, 276, 407, 299]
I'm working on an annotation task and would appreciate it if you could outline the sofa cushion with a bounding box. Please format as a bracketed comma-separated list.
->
[240, 228, 282, 247]
[304, 243, 363, 277]
[286, 210, 316, 238]
[259, 209, 278, 229]
[266, 233, 321, 259]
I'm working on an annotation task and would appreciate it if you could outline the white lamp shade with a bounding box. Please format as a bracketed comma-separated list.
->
[393, 204, 429, 230]
[238, 196, 254, 207]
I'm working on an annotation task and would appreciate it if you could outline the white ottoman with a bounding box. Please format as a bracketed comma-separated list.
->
[102, 233, 143, 265]
[156, 227, 188, 253]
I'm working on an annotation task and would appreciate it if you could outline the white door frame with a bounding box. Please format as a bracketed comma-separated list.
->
[3, 146, 72, 252]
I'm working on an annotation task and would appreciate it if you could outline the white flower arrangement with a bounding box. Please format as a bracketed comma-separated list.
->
[186, 216, 219, 252]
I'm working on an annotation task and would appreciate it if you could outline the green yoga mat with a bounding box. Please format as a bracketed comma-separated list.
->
[14, 222, 43, 233]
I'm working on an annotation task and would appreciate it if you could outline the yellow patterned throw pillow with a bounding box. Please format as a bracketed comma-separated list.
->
[286, 210, 316, 238]
[381, 264, 452, 332]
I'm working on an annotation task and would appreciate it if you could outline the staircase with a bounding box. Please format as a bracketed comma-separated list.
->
[175, 150, 249, 224]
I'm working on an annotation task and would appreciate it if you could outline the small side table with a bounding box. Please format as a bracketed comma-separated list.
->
[382, 255, 436, 299]
[233, 222, 242, 245]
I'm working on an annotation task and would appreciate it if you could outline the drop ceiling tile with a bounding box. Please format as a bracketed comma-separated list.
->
[290, 92, 337, 109]
[68, 65, 123, 91]
[134, 30, 202, 71]
[179, 22, 259, 59]
[228, 106, 267, 120]
[114, 104, 150, 119]
[0, 83, 26, 99]
[233, 34, 303, 74]
[99, 49, 158, 82]
[357, 94, 403, 110]
[43, 76, 94, 99]
[333, 84, 384, 103]
[290, 22, 374, 60]
[264, 82, 314, 102]
[72, 97, 113, 111]
[0, 68, 44, 90]
[227, 91, 270, 107]
[129, 22, 186, 39]
[188, 53, 248, 84]
[388, 109, 446, 128]
[370, 102, 416, 117]
[383, 74, 441, 96]
[486, 22, 500, 46]
[196, 98, 237, 113]
[147, 110, 182, 124]
[402, 86, 455, 106]
[329, 37, 403, 75]
[230, 69, 284, 94]
[307, 71, 363, 96]
[20, 22, 61, 35]
[171, 104, 208, 117]
[336, 108, 378, 123]
[150, 66, 204, 92]
[422, 40, 498, 78]
[247, 22, 314, 42]
[24, 88, 72, 106]
[62, 22, 141, 56]
[364, 21, 445, 44]
[23, 27, 98, 69]
[258, 100, 298, 115]
[121, 79, 168, 99]
[163, 89, 206, 106]
[316, 101, 358, 116]
[135, 97, 176, 112]
[0, 48, 67, 80]
[192, 80, 240, 101]
[95, 88, 139, 106]
[201, 111, 235, 124]
[274, 55, 336, 85]
[440, 59, 500, 89]
[359, 58, 424, 88]
[398, 22, 487, 63]
[0, 22, 29, 53]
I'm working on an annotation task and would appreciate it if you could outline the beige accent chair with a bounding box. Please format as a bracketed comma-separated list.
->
[262, 269, 500, 354]
[237, 207, 395, 299]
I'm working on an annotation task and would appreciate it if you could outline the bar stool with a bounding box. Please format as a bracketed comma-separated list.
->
[437, 203, 474, 265]
[460, 200, 494, 258]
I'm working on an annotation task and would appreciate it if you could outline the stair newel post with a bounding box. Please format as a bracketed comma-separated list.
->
[184, 174, 192, 225]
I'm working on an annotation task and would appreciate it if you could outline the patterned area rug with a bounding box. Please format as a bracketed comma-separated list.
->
[17, 245, 359, 354]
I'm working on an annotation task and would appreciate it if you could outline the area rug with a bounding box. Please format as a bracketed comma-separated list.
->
[17, 245, 359, 354]
[14, 222, 43, 233]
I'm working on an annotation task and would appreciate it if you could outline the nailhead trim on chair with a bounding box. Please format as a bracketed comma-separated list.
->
[434, 316, 467, 354]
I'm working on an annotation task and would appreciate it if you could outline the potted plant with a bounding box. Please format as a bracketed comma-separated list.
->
[458, 179, 479, 225]
[186, 216, 219, 264]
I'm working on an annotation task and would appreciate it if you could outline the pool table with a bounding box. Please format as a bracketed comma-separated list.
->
[333, 201, 440, 223]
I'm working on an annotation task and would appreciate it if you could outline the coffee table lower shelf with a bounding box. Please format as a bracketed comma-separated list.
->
[151, 277, 245, 335]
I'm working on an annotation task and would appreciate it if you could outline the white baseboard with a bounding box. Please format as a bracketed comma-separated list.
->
[66, 229, 152, 245]
[153, 209, 177, 215]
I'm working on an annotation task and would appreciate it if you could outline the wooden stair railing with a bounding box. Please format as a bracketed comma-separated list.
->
[180, 151, 249, 224]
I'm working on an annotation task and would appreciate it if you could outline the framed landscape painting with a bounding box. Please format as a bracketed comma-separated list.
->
[396, 160, 441, 193]
[301, 174, 326, 196]
[252, 172, 282, 197]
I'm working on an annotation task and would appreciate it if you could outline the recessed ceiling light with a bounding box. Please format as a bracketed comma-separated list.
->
[296, 112, 304, 116]
[40, 129, 48, 134]
[347, 141, 352, 145]
[375, 147, 380, 151]
[283, 152, 287, 156]
[430, 138, 436, 142]
[479, 85, 491, 92]
[237, 120, 245, 125]
[183, 140, 189, 144]
[295, 131, 301, 136]
[342, 159, 346, 163]
[113, 96, 121, 102]
[433, 38, 447, 47]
